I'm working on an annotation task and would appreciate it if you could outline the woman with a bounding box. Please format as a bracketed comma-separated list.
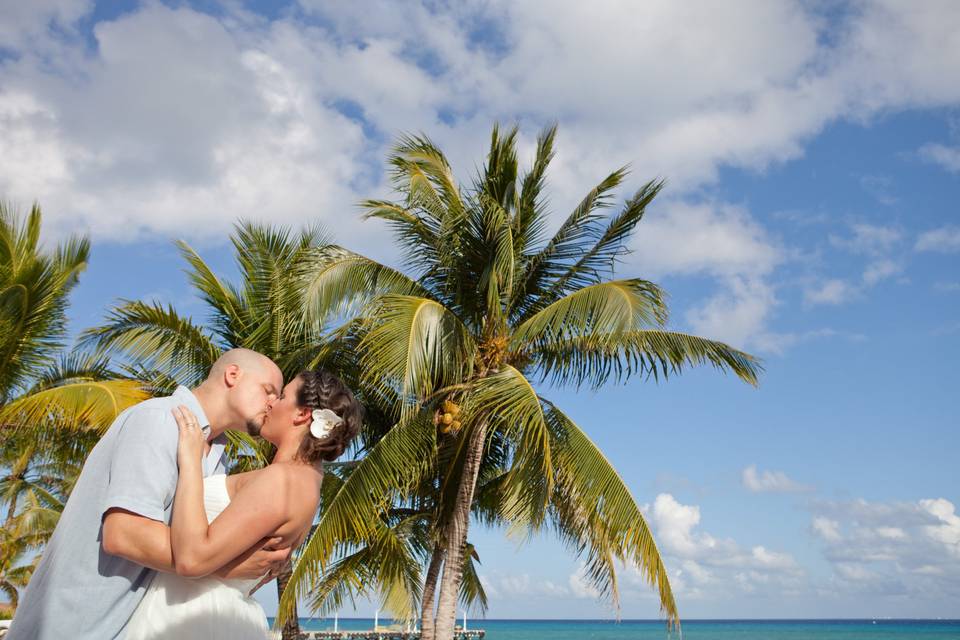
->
[123, 369, 362, 640]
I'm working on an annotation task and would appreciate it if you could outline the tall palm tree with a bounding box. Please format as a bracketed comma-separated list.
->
[281, 125, 762, 637]
[80, 222, 368, 640]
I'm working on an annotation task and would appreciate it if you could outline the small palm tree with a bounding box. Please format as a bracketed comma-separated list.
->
[281, 125, 761, 637]
[0, 204, 148, 608]
[0, 527, 37, 609]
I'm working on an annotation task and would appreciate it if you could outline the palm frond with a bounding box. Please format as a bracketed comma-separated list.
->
[278, 409, 437, 625]
[511, 280, 668, 351]
[79, 300, 221, 385]
[468, 366, 552, 531]
[300, 246, 431, 322]
[511, 167, 627, 319]
[533, 329, 762, 388]
[359, 295, 474, 417]
[0, 379, 150, 435]
[544, 401, 679, 627]
[541, 180, 664, 301]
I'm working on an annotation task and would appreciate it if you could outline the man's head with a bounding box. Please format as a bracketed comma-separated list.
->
[204, 348, 283, 435]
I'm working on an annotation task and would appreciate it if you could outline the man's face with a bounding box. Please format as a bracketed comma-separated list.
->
[228, 361, 283, 435]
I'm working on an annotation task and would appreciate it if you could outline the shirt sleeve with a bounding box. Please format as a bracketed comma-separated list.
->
[102, 407, 179, 523]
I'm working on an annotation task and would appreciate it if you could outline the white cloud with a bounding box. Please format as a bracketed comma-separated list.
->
[829, 223, 902, 256]
[2, 0, 960, 350]
[918, 142, 960, 173]
[567, 565, 602, 599]
[809, 497, 960, 597]
[862, 259, 903, 286]
[646, 493, 801, 597]
[804, 278, 857, 306]
[806, 224, 906, 306]
[742, 465, 811, 493]
[481, 572, 570, 600]
[916, 226, 960, 253]
[812, 517, 842, 542]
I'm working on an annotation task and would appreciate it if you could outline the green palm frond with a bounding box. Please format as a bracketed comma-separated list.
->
[533, 329, 762, 388]
[540, 180, 664, 302]
[544, 401, 678, 627]
[467, 366, 552, 531]
[459, 542, 488, 615]
[176, 240, 249, 344]
[0, 202, 89, 400]
[79, 300, 221, 385]
[511, 167, 627, 319]
[278, 409, 438, 625]
[480, 124, 519, 212]
[511, 280, 668, 350]
[513, 125, 557, 255]
[359, 295, 475, 416]
[300, 247, 431, 321]
[0, 378, 150, 435]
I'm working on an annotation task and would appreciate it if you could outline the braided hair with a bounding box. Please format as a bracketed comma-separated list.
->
[294, 369, 363, 464]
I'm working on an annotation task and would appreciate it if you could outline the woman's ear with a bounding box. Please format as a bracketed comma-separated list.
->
[294, 406, 312, 427]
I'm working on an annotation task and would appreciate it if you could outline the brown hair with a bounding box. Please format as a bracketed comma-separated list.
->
[294, 369, 363, 464]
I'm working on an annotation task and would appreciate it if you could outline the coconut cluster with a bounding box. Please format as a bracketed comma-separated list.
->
[438, 399, 462, 434]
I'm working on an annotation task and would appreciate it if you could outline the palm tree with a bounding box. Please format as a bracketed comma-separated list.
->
[281, 125, 762, 637]
[80, 222, 359, 640]
[0, 204, 149, 608]
[0, 526, 37, 609]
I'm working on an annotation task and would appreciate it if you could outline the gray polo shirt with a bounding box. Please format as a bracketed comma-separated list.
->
[8, 386, 227, 640]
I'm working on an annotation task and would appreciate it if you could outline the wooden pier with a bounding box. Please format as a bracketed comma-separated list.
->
[300, 631, 484, 640]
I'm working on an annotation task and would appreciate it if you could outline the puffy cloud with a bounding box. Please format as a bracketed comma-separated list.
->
[3, 0, 960, 347]
[809, 497, 960, 597]
[644, 493, 801, 600]
[742, 465, 811, 493]
[812, 517, 842, 542]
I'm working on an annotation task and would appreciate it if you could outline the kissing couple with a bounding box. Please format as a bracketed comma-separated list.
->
[8, 349, 363, 640]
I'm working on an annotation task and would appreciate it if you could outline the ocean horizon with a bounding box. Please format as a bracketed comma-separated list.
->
[266, 617, 960, 639]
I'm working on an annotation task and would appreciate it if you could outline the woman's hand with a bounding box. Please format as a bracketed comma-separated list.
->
[173, 405, 206, 467]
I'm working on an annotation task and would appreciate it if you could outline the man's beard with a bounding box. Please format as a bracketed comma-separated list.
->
[245, 419, 262, 437]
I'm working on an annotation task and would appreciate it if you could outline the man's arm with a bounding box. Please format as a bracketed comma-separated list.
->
[101, 508, 175, 572]
[101, 507, 291, 578]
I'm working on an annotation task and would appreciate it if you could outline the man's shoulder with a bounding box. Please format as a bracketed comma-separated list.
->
[115, 395, 179, 435]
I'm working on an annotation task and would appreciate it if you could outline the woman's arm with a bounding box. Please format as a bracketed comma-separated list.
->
[170, 406, 288, 578]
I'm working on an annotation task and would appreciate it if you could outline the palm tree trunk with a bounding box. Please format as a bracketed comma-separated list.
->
[433, 421, 487, 640]
[276, 559, 300, 640]
[419, 542, 445, 640]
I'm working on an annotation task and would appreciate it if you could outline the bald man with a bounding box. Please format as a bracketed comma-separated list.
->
[9, 349, 289, 640]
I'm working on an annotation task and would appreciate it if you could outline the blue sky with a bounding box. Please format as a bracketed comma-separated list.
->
[2, 0, 958, 621]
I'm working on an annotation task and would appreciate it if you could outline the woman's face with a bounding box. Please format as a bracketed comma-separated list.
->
[259, 375, 308, 444]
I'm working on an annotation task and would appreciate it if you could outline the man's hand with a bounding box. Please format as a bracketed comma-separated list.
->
[215, 536, 291, 581]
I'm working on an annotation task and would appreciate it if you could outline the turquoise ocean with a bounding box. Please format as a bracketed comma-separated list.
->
[267, 618, 960, 639]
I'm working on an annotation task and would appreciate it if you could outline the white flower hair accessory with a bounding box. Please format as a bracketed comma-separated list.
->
[310, 408, 343, 439]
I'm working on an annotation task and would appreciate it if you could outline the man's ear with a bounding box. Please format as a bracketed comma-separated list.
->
[223, 363, 241, 389]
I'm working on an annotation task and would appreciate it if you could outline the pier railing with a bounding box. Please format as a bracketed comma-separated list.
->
[300, 631, 485, 640]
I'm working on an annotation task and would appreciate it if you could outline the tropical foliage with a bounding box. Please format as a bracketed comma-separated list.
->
[280, 125, 762, 637]
[0, 203, 148, 610]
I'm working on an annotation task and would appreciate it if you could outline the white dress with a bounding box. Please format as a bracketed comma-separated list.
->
[123, 474, 271, 640]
